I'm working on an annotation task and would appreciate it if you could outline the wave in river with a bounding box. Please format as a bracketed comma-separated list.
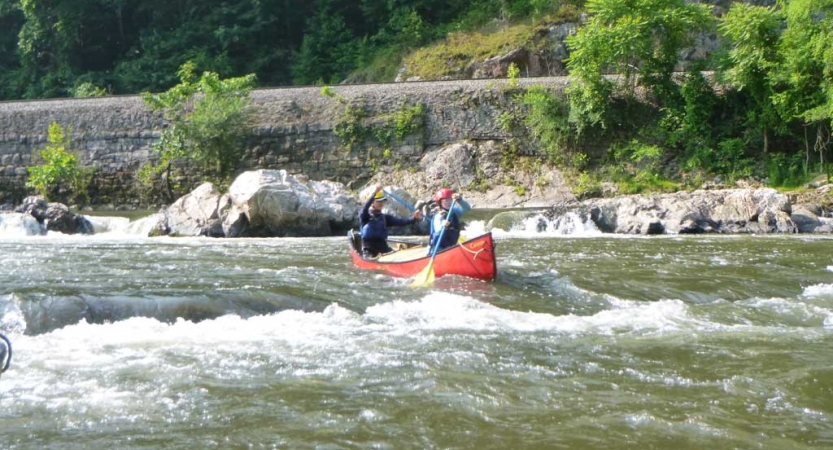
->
[5, 288, 830, 344]
[4, 229, 833, 449]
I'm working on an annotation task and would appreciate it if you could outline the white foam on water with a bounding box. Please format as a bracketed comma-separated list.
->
[365, 292, 691, 336]
[802, 283, 833, 297]
[4, 294, 696, 371]
[84, 215, 131, 234]
[473, 213, 603, 238]
[0, 294, 27, 334]
[122, 214, 162, 236]
[0, 213, 162, 239]
[0, 212, 44, 237]
[7, 292, 702, 362]
[1, 294, 699, 413]
[2, 289, 827, 430]
[624, 411, 727, 439]
[461, 220, 487, 237]
[502, 258, 527, 268]
[710, 256, 729, 266]
[738, 296, 833, 327]
[84, 213, 161, 237]
[522, 212, 602, 236]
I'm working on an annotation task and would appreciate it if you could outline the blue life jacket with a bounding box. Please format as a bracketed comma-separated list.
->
[361, 213, 388, 241]
[430, 210, 461, 250]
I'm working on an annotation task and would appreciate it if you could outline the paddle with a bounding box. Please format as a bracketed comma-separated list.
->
[410, 199, 456, 288]
[382, 189, 417, 213]
[0, 332, 11, 375]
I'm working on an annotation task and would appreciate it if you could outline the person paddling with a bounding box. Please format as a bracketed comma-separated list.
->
[359, 184, 422, 258]
[428, 188, 471, 252]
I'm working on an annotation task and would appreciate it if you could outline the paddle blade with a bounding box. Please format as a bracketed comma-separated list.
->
[410, 260, 436, 287]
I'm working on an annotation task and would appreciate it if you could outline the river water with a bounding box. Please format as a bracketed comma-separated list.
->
[1, 215, 832, 449]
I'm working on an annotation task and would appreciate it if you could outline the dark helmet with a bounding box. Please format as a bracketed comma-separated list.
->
[434, 188, 453, 202]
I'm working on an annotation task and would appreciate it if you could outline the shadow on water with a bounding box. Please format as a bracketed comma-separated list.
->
[17, 291, 327, 336]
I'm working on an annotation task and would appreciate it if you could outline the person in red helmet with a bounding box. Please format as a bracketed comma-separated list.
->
[428, 187, 470, 251]
[359, 184, 422, 258]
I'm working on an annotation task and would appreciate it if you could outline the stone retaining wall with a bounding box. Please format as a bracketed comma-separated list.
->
[0, 77, 570, 206]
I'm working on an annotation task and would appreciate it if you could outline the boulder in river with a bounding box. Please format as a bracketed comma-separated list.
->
[12, 196, 93, 235]
[154, 183, 228, 237]
[222, 170, 360, 237]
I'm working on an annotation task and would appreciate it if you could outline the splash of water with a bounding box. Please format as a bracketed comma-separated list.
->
[468, 211, 601, 238]
[0, 213, 44, 237]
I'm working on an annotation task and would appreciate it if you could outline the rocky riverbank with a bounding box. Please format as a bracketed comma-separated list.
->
[572, 187, 830, 234]
[4, 157, 833, 237]
[361, 138, 833, 235]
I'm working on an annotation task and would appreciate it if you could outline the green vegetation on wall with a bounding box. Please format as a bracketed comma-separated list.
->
[324, 86, 427, 159]
[26, 122, 92, 204]
[139, 62, 256, 200]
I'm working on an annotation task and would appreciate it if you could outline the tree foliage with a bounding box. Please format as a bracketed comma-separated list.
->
[0, 0, 312, 98]
[718, 3, 784, 154]
[565, 0, 713, 131]
[0, 0, 567, 98]
[559, 0, 833, 189]
[26, 121, 91, 203]
[771, 0, 833, 171]
[141, 62, 256, 197]
[520, 85, 575, 164]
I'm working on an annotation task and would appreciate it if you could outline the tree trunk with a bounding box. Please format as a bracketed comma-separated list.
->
[763, 126, 769, 154]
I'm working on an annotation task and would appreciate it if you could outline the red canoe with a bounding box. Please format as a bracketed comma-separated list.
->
[348, 231, 497, 281]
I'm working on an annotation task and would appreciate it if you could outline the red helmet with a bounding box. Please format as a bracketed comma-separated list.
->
[434, 188, 453, 202]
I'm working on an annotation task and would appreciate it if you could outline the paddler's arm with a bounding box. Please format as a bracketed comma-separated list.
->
[451, 194, 471, 218]
[359, 184, 381, 223]
[386, 208, 422, 227]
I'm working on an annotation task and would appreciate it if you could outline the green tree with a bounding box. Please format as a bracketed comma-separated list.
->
[6, 0, 136, 98]
[26, 121, 91, 203]
[718, 3, 784, 154]
[72, 82, 108, 98]
[141, 62, 256, 198]
[115, 0, 311, 93]
[772, 0, 833, 170]
[13, 0, 80, 98]
[660, 70, 716, 167]
[0, 2, 24, 99]
[520, 85, 575, 164]
[0, 0, 315, 99]
[0, 0, 577, 99]
[565, 0, 713, 131]
[292, 0, 362, 85]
